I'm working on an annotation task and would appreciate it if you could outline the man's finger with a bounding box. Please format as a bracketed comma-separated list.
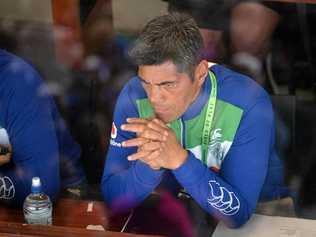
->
[127, 150, 150, 161]
[143, 149, 161, 162]
[122, 137, 148, 147]
[152, 118, 168, 128]
[121, 123, 166, 141]
[147, 120, 168, 135]
[121, 123, 146, 134]
[126, 118, 150, 124]
[141, 129, 166, 141]
[141, 141, 161, 151]
[147, 160, 161, 170]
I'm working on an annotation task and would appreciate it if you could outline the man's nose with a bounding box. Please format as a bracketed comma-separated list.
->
[149, 85, 163, 104]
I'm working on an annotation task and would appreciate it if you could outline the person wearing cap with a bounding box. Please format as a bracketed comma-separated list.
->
[101, 13, 289, 229]
[0, 49, 86, 206]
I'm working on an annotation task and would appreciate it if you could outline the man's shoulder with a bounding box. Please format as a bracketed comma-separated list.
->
[118, 76, 147, 102]
[0, 50, 42, 88]
[113, 76, 147, 121]
[0, 50, 34, 72]
[212, 64, 270, 112]
[0, 49, 15, 66]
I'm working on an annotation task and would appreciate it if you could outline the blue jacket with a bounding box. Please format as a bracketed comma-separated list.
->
[0, 50, 85, 206]
[102, 64, 289, 228]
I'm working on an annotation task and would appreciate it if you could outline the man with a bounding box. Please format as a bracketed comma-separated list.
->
[102, 13, 288, 228]
[0, 49, 86, 206]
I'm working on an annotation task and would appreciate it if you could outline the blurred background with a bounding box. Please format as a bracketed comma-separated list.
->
[1, 0, 316, 218]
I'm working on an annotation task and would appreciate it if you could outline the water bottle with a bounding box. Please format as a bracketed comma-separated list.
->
[0, 127, 10, 146]
[23, 177, 52, 225]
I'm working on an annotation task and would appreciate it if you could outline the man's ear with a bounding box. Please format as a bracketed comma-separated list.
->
[194, 60, 209, 86]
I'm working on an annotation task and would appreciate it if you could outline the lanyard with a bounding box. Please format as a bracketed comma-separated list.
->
[202, 71, 217, 164]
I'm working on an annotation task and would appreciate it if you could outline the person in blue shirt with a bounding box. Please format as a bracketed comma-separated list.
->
[0, 49, 86, 206]
[101, 13, 289, 229]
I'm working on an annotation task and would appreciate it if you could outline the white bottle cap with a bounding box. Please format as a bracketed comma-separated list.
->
[31, 177, 42, 193]
[0, 128, 10, 146]
[32, 177, 41, 187]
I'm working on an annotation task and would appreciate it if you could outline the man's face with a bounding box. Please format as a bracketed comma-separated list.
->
[138, 61, 203, 123]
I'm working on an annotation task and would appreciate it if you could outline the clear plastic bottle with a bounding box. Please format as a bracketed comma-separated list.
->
[23, 177, 52, 225]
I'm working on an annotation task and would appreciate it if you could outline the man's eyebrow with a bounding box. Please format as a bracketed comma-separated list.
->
[138, 77, 149, 84]
[138, 77, 176, 86]
[158, 81, 175, 86]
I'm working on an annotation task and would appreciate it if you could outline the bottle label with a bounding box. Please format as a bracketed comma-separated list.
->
[25, 210, 52, 225]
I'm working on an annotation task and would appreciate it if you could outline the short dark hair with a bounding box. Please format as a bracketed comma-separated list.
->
[128, 13, 203, 78]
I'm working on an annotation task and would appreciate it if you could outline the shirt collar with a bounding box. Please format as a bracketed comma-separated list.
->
[181, 64, 221, 121]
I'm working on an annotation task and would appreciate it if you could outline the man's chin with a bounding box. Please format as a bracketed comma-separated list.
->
[155, 114, 168, 123]
[155, 113, 176, 123]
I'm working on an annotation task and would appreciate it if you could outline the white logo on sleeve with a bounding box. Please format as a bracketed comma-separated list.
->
[207, 180, 240, 215]
[0, 176, 15, 200]
[109, 122, 122, 148]
[111, 122, 117, 139]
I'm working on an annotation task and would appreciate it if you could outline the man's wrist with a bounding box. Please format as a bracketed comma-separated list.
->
[134, 161, 164, 185]
[172, 149, 188, 170]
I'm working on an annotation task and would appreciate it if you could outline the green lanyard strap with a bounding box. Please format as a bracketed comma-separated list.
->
[202, 71, 217, 164]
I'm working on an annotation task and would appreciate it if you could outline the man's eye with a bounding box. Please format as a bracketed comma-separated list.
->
[141, 81, 149, 87]
[163, 83, 176, 89]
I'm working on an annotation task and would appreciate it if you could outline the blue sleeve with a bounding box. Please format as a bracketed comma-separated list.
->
[0, 62, 60, 206]
[173, 97, 273, 228]
[101, 83, 164, 212]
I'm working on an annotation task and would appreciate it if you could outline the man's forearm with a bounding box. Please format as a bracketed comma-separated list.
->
[172, 152, 254, 228]
[101, 160, 164, 212]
